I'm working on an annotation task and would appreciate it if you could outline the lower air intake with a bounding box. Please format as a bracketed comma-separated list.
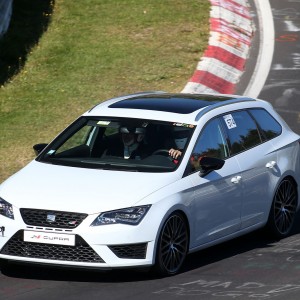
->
[109, 243, 147, 259]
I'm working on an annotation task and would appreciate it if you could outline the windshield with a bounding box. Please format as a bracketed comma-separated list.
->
[37, 117, 195, 172]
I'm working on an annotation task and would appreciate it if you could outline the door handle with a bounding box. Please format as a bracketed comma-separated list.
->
[231, 176, 242, 184]
[266, 161, 277, 169]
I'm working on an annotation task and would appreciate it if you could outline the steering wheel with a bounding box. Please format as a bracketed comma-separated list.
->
[152, 149, 170, 156]
[152, 149, 180, 164]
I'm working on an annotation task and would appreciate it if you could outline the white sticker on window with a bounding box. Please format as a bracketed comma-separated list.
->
[97, 121, 110, 126]
[223, 114, 237, 129]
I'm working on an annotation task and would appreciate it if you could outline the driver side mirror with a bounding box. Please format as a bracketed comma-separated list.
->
[33, 143, 48, 156]
[199, 156, 225, 177]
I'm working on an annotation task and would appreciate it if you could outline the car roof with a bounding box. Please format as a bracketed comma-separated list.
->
[85, 91, 257, 123]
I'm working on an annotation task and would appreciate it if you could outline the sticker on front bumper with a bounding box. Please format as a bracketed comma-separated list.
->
[23, 230, 75, 246]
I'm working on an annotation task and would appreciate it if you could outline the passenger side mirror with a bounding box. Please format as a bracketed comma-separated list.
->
[33, 143, 48, 156]
[199, 156, 225, 177]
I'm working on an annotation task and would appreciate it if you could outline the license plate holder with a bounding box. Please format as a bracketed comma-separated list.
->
[23, 230, 76, 246]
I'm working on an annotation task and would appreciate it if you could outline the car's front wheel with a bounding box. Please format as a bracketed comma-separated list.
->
[155, 212, 188, 276]
[267, 178, 298, 239]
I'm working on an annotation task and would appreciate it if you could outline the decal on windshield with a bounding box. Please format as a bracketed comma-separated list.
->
[173, 123, 195, 128]
[223, 114, 237, 129]
[97, 121, 111, 126]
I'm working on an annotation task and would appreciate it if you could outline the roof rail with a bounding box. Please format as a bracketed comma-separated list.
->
[195, 97, 256, 121]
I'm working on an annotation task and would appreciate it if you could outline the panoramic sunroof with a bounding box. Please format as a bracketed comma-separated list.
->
[109, 94, 234, 114]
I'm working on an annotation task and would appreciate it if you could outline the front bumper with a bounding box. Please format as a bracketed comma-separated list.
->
[0, 234, 155, 269]
[0, 211, 158, 269]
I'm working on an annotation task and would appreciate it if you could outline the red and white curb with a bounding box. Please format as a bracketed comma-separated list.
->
[182, 0, 254, 94]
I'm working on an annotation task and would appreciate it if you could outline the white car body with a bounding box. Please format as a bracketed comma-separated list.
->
[0, 92, 300, 275]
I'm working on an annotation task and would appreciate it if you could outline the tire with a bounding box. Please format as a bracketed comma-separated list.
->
[267, 178, 298, 239]
[155, 212, 188, 276]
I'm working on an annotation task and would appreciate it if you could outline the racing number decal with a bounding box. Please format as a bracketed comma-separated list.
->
[223, 114, 237, 129]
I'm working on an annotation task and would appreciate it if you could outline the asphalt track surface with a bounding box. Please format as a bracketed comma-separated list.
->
[258, 0, 300, 135]
[1, 1, 300, 299]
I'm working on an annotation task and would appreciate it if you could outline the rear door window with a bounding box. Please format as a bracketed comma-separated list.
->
[221, 110, 262, 156]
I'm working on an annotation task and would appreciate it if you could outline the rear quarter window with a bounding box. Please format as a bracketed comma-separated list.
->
[249, 108, 282, 140]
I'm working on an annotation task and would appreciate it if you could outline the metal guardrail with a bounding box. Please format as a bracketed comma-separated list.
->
[0, 0, 13, 38]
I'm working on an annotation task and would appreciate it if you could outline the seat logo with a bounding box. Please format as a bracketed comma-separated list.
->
[46, 214, 56, 223]
[68, 220, 77, 226]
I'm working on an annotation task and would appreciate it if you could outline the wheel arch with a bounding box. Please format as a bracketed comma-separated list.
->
[272, 174, 299, 209]
[152, 207, 191, 264]
[266, 174, 299, 238]
[153, 208, 191, 275]
[284, 175, 299, 209]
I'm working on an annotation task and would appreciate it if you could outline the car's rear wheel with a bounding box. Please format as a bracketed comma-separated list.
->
[267, 178, 298, 239]
[155, 212, 188, 276]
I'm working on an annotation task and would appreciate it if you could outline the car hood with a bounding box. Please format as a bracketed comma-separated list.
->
[0, 161, 179, 214]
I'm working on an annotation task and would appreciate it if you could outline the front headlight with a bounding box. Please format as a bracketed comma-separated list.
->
[0, 197, 14, 220]
[91, 205, 151, 226]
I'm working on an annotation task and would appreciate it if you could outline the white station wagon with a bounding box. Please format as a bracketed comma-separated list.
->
[0, 92, 300, 275]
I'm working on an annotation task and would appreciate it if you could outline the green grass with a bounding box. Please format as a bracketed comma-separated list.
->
[0, 0, 210, 182]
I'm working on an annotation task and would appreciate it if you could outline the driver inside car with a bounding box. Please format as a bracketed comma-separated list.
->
[168, 127, 189, 159]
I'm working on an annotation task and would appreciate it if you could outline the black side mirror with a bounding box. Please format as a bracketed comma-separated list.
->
[199, 156, 225, 177]
[33, 143, 48, 156]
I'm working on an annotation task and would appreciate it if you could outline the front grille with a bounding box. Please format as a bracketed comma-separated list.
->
[20, 208, 88, 229]
[1, 230, 104, 263]
[109, 243, 147, 259]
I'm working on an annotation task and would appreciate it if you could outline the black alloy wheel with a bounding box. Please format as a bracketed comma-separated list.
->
[268, 178, 298, 238]
[156, 213, 188, 276]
